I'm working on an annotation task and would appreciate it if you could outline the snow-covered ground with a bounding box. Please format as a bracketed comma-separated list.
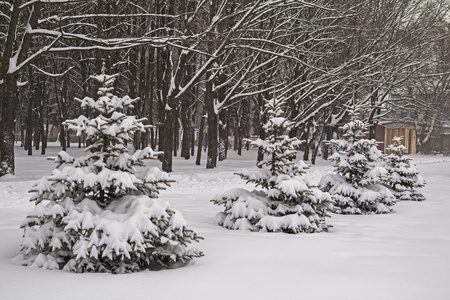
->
[1, 143, 450, 300]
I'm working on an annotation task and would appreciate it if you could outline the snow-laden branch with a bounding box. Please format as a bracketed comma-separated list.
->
[27, 26, 185, 48]
[20, 0, 85, 9]
[174, 39, 227, 100]
[8, 33, 62, 74]
[30, 64, 74, 77]
[38, 13, 179, 25]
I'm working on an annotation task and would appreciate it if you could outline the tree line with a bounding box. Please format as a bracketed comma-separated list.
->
[1, 0, 449, 175]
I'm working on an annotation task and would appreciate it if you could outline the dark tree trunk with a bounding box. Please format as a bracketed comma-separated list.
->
[95, 0, 105, 75]
[311, 142, 321, 165]
[181, 98, 192, 159]
[237, 128, 242, 156]
[33, 79, 40, 151]
[34, 118, 40, 151]
[26, 68, 34, 155]
[196, 107, 206, 166]
[205, 77, 218, 169]
[162, 98, 175, 172]
[26, 100, 33, 156]
[173, 107, 179, 157]
[218, 110, 228, 161]
[0, 1, 41, 175]
[303, 146, 310, 161]
[60, 126, 66, 152]
[225, 113, 230, 158]
[20, 124, 25, 149]
[234, 128, 239, 151]
[39, 84, 46, 154]
[150, 126, 156, 150]
[42, 81, 49, 155]
[191, 126, 196, 158]
[54, 74, 66, 152]
[322, 126, 334, 161]
[0, 75, 18, 175]
[368, 89, 379, 140]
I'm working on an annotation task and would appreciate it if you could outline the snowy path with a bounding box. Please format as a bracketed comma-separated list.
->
[1, 145, 449, 300]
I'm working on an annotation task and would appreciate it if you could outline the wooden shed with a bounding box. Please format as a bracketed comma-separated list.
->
[375, 123, 416, 154]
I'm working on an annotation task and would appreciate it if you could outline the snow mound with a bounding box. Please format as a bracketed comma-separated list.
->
[0, 174, 18, 180]
[0, 181, 34, 209]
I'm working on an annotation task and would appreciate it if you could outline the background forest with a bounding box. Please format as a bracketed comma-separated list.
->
[1, 0, 450, 175]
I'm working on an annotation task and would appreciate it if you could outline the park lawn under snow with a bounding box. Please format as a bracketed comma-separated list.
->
[1, 143, 450, 300]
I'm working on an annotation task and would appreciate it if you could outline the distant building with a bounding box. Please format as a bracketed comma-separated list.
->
[373, 121, 450, 154]
[373, 123, 416, 154]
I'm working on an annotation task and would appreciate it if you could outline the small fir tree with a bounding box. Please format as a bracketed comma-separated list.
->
[382, 136, 425, 201]
[15, 67, 203, 273]
[319, 120, 396, 214]
[212, 97, 333, 233]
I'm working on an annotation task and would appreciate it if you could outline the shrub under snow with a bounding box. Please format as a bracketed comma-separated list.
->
[212, 97, 333, 233]
[319, 120, 396, 214]
[15, 67, 202, 273]
[382, 136, 425, 201]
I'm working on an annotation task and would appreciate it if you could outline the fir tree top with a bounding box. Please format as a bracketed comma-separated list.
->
[342, 120, 367, 142]
[30, 67, 168, 206]
[253, 97, 302, 177]
[386, 136, 407, 156]
[328, 119, 384, 187]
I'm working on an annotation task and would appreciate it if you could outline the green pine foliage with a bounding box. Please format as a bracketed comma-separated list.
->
[319, 120, 396, 214]
[382, 136, 425, 201]
[212, 97, 333, 233]
[16, 67, 203, 273]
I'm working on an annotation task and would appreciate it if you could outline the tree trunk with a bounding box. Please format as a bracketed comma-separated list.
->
[322, 126, 333, 161]
[311, 141, 321, 165]
[237, 127, 242, 156]
[0, 75, 18, 175]
[95, 0, 105, 75]
[34, 120, 40, 151]
[205, 76, 218, 169]
[26, 68, 34, 156]
[60, 125, 67, 152]
[42, 82, 49, 155]
[26, 102, 33, 156]
[173, 107, 179, 157]
[191, 127, 196, 158]
[196, 109, 206, 166]
[218, 110, 228, 161]
[162, 100, 175, 172]
[303, 145, 309, 161]
[234, 128, 239, 152]
[39, 84, 45, 154]
[0, 0, 31, 175]
[54, 74, 66, 151]
[181, 98, 192, 159]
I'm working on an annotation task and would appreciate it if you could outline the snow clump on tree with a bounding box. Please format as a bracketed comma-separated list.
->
[382, 136, 425, 201]
[211, 97, 333, 233]
[319, 119, 396, 214]
[15, 67, 203, 273]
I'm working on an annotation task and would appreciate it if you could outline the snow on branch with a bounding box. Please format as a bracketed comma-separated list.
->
[8, 33, 62, 75]
[38, 13, 179, 25]
[30, 64, 74, 77]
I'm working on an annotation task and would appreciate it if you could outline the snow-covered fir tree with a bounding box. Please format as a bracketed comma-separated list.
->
[212, 97, 333, 233]
[319, 119, 396, 214]
[382, 136, 425, 201]
[15, 66, 203, 273]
